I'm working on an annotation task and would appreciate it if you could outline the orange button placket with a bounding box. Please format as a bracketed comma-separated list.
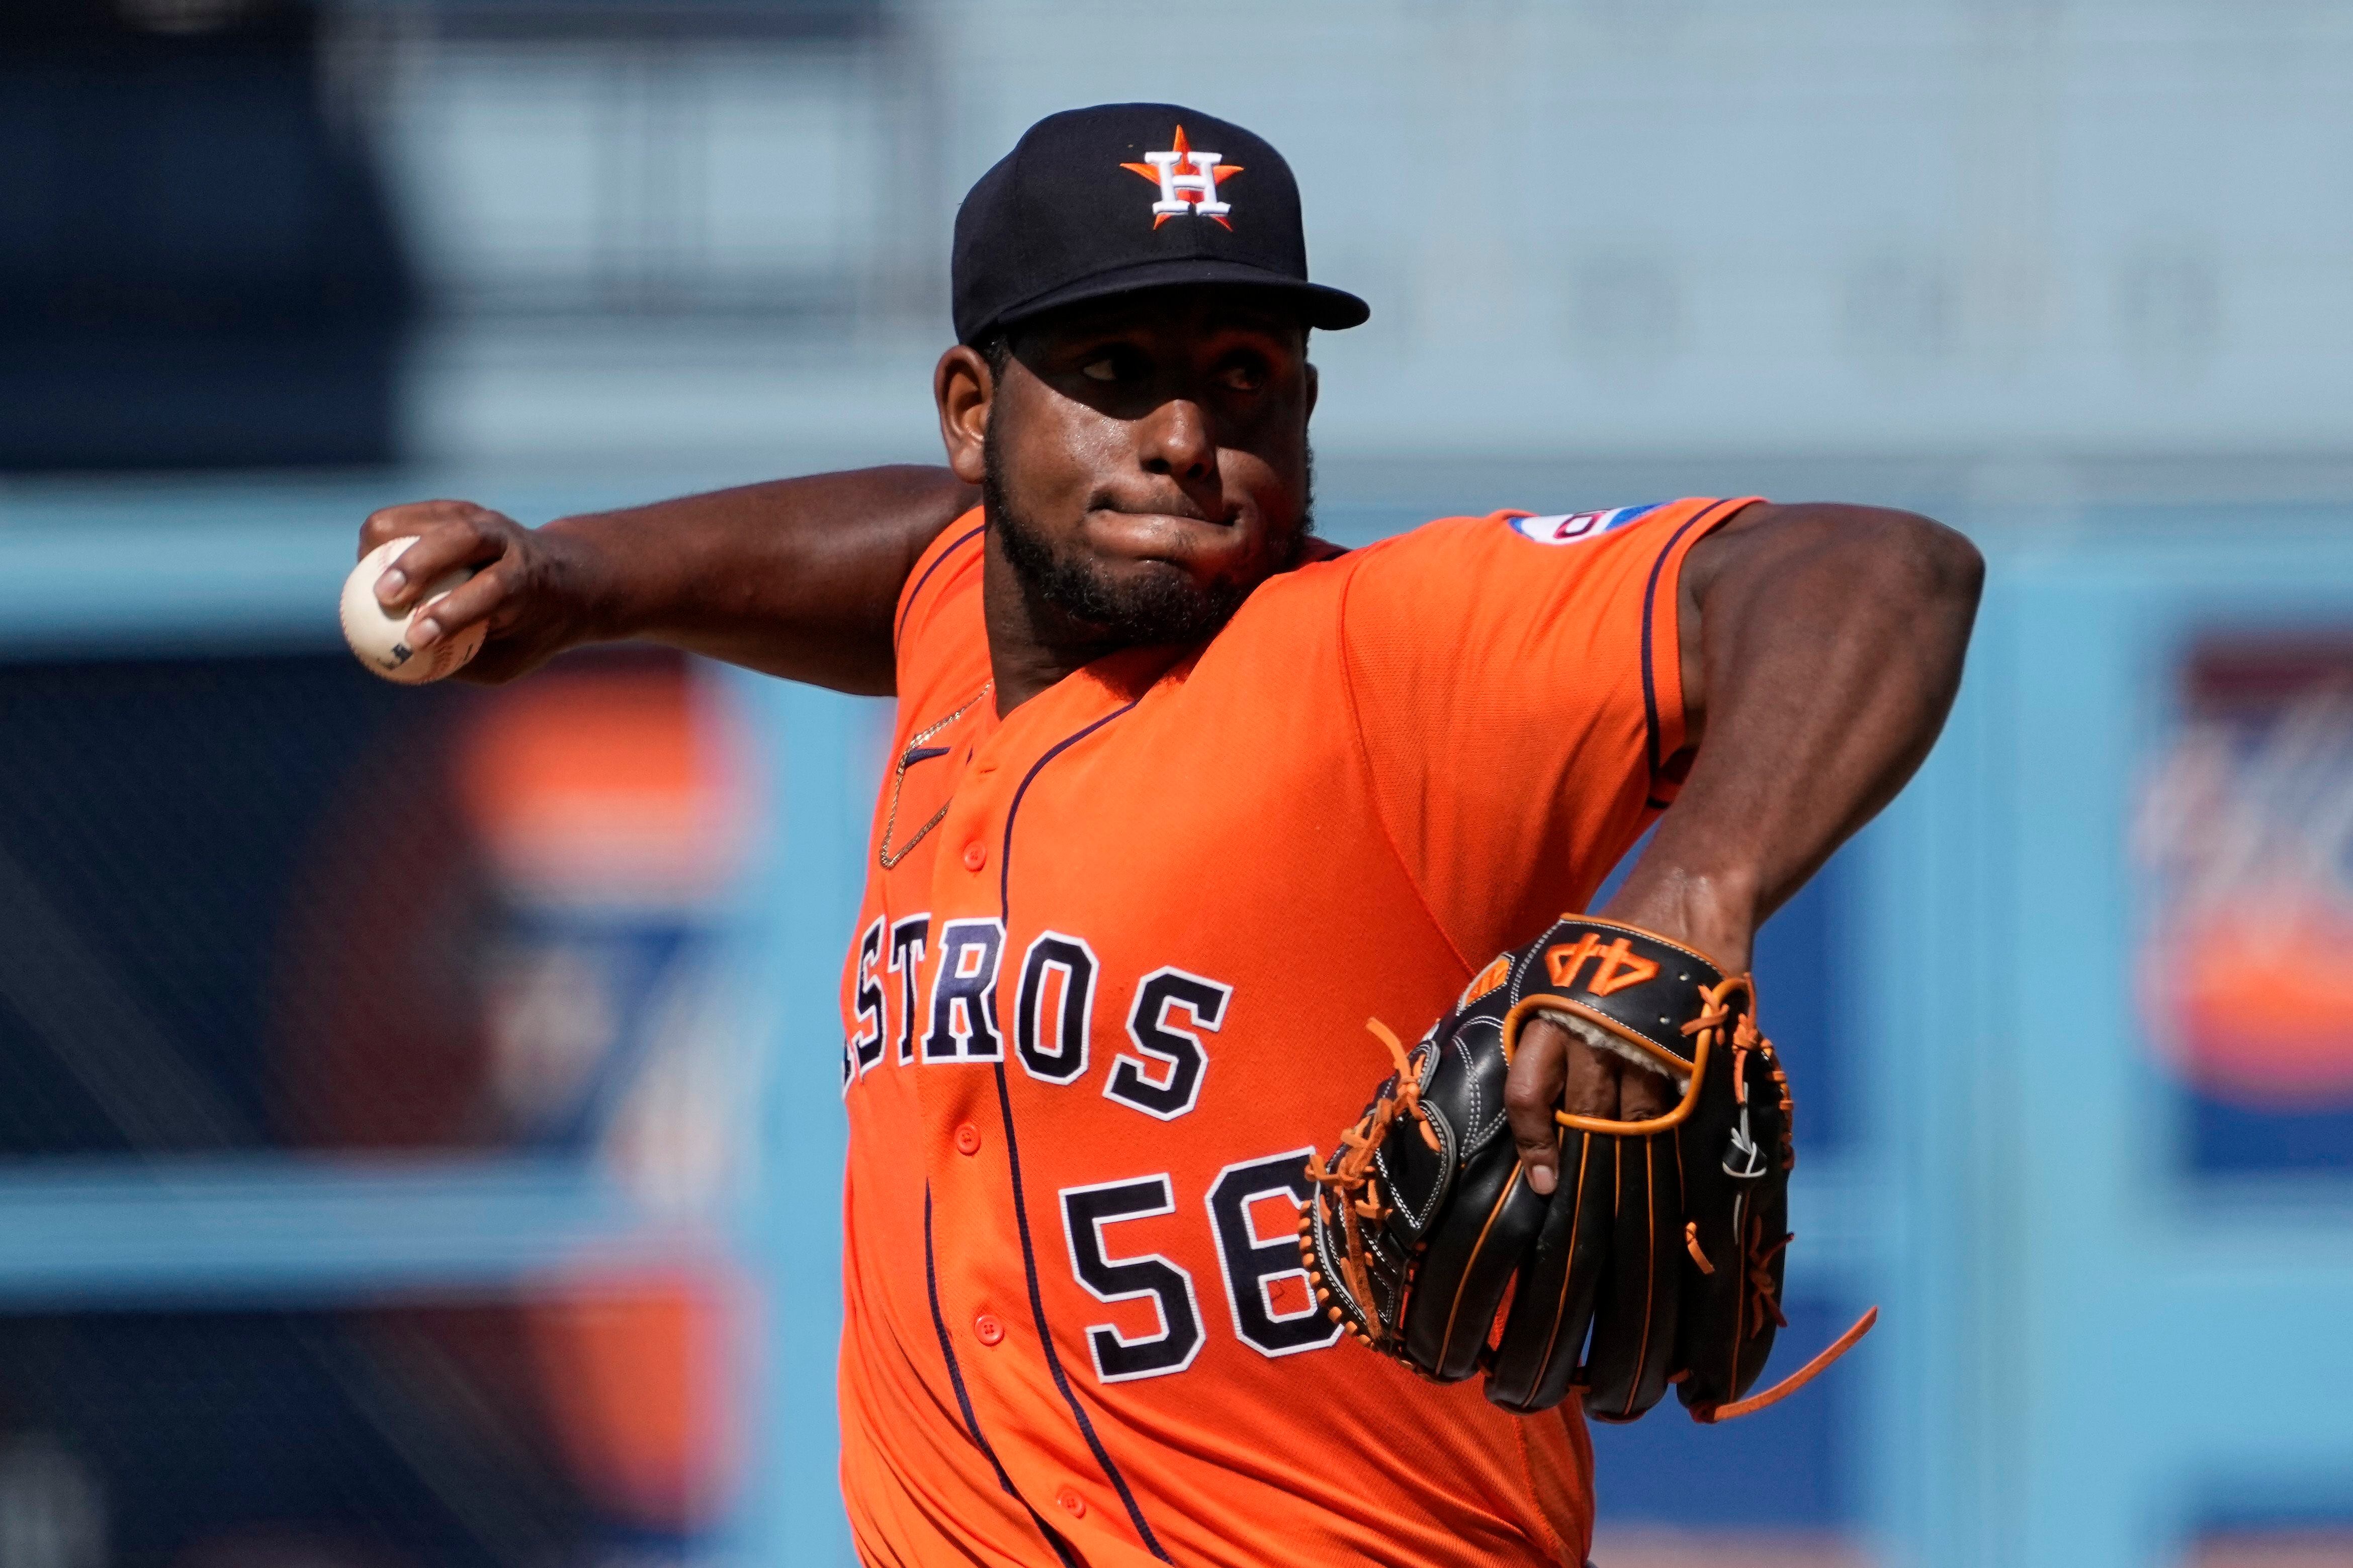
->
[882, 670, 1155, 1546]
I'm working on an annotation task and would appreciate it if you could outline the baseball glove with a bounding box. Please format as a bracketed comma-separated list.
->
[1299, 916, 1874, 1421]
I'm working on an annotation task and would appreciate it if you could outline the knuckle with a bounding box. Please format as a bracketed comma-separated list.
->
[410, 503, 473, 537]
[1562, 1081, 1613, 1116]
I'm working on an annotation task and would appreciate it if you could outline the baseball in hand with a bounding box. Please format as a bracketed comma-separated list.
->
[339, 537, 486, 684]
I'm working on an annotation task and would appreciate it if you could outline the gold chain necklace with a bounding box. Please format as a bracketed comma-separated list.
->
[877, 681, 994, 870]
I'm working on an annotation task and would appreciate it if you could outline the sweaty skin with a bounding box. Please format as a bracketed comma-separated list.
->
[358, 280, 1981, 1194]
[932, 288, 1319, 711]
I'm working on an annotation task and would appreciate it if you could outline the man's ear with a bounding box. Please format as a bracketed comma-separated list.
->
[1304, 358, 1319, 423]
[934, 345, 993, 486]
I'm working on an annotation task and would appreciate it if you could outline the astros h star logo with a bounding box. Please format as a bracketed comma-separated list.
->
[1121, 125, 1243, 228]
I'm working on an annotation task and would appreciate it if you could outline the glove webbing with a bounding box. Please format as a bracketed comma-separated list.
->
[1300, 1017, 1436, 1348]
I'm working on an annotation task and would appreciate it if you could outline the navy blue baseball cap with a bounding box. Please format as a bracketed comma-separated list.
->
[951, 103, 1370, 346]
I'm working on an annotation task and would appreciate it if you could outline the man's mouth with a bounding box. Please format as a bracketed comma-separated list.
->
[1088, 500, 1242, 541]
[1085, 511, 1249, 576]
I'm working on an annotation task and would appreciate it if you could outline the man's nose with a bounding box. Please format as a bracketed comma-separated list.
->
[1138, 399, 1215, 483]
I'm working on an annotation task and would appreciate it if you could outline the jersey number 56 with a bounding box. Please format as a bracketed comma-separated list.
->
[1057, 1149, 1342, 1383]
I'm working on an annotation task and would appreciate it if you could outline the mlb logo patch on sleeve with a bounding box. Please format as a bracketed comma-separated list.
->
[1507, 504, 1661, 545]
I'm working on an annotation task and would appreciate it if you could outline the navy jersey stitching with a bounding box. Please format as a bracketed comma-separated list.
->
[994, 698, 1172, 1561]
[1638, 499, 1744, 782]
[896, 522, 988, 650]
[926, 1186, 1084, 1567]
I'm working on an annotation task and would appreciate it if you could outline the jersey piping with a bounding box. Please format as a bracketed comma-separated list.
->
[896, 521, 988, 651]
[923, 1186, 1083, 1568]
[994, 696, 1173, 1563]
[1638, 498, 1746, 801]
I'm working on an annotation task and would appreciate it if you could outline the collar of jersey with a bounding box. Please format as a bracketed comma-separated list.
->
[980, 642, 1193, 765]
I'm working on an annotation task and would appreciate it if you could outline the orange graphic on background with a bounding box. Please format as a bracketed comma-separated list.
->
[524, 1267, 745, 1529]
[2144, 883, 2353, 1105]
[2135, 664, 2353, 1110]
[457, 660, 747, 903]
[1121, 125, 1243, 228]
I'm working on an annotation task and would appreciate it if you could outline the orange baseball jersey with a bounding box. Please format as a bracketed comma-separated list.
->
[834, 496, 1757, 1566]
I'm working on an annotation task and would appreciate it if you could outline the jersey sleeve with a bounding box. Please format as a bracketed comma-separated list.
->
[893, 507, 988, 663]
[1337, 497, 1758, 967]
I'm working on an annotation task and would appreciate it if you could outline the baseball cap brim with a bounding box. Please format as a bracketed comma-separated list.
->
[979, 257, 1370, 343]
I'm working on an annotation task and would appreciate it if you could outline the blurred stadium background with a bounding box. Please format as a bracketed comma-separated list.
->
[4, 1, 2351, 1564]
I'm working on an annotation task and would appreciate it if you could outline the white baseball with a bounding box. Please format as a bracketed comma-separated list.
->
[339, 536, 486, 684]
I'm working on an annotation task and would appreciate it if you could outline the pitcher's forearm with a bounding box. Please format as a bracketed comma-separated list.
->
[364, 465, 978, 693]
[543, 466, 978, 692]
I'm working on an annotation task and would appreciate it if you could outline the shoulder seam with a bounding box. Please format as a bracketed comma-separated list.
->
[895, 519, 988, 655]
[1638, 497, 1746, 781]
[1334, 551, 1477, 978]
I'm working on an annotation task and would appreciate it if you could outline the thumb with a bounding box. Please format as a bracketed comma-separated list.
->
[1505, 1016, 1571, 1194]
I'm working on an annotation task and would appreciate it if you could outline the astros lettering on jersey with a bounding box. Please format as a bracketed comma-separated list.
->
[833, 495, 1758, 1566]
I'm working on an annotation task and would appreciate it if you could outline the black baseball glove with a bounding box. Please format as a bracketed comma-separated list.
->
[1299, 916, 1873, 1421]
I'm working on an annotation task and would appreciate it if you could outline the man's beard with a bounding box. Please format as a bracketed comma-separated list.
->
[983, 421, 1314, 652]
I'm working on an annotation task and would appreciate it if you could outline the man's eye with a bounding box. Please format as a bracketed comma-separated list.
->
[1081, 354, 1124, 382]
[1220, 356, 1269, 392]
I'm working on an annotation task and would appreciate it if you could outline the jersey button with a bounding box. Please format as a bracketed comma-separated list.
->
[1055, 1487, 1086, 1519]
[953, 1122, 982, 1156]
[961, 841, 987, 872]
[974, 1312, 1005, 1347]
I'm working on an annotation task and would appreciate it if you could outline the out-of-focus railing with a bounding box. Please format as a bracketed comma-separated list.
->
[331, 1, 944, 327]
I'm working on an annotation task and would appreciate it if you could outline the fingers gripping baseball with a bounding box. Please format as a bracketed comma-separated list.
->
[355, 501, 589, 684]
[362, 502, 514, 629]
[1506, 1017, 1675, 1195]
[362, 502, 508, 594]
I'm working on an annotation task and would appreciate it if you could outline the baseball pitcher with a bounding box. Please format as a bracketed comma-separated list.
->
[359, 104, 1980, 1568]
